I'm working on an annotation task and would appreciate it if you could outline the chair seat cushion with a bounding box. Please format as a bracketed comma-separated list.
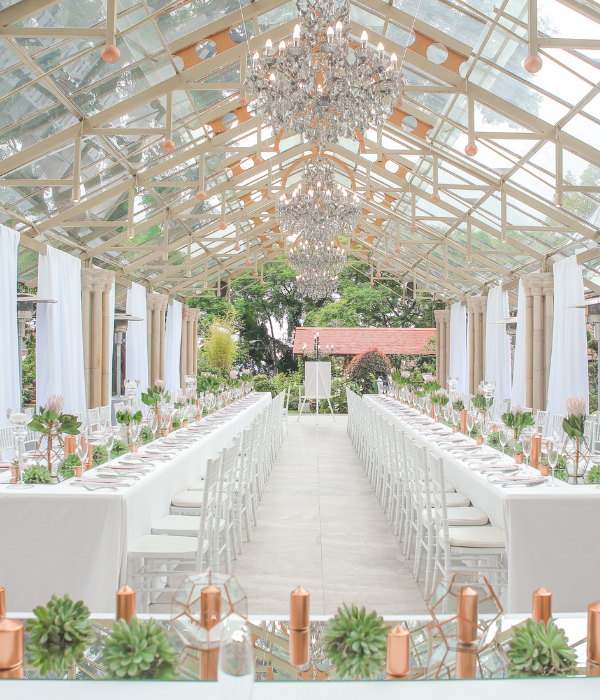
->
[152, 515, 200, 537]
[171, 491, 205, 508]
[128, 534, 199, 558]
[446, 492, 471, 507]
[188, 481, 205, 491]
[442, 526, 505, 548]
[446, 507, 488, 526]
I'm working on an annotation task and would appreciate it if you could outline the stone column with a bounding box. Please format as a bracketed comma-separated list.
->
[180, 306, 189, 387]
[101, 272, 115, 406]
[81, 268, 114, 409]
[148, 294, 169, 385]
[467, 296, 487, 394]
[434, 309, 450, 388]
[146, 296, 154, 389]
[81, 275, 92, 408]
[521, 272, 554, 412]
[191, 310, 200, 376]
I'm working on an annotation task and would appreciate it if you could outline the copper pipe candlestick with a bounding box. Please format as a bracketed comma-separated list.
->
[64, 434, 76, 456]
[531, 434, 541, 470]
[289, 586, 310, 667]
[460, 409, 467, 434]
[386, 624, 410, 679]
[456, 586, 478, 679]
[0, 587, 24, 679]
[532, 587, 552, 625]
[116, 585, 136, 624]
[200, 585, 221, 681]
[587, 600, 600, 671]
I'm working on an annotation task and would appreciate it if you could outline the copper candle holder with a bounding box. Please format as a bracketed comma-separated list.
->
[289, 586, 310, 667]
[460, 409, 467, 434]
[531, 434, 541, 470]
[64, 434, 76, 456]
[532, 587, 552, 625]
[0, 587, 24, 679]
[116, 585, 136, 624]
[455, 586, 478, 679]
[386, 624, 410, 679]
[587, 600, 600, 676]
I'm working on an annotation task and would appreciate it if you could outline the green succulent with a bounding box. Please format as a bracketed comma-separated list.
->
[93, 445, 109, 467]
[111, 440, 128, 458]
[172, 416, 181, 431]
[26, 594, 95, 675]
[506, 619, 577, 677]
[23, 463, 52, 484]
[102, 617, 178, 680]
[323, 604, 387, 679]
[60, 454, 81, 479]
[452, 400, 464, 411]
[139, 426, 154, 445]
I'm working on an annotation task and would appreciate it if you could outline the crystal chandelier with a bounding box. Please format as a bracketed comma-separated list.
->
[289, 236, 346, 300]
[246, 0, 403, 146]
[277, 157, 361, 243]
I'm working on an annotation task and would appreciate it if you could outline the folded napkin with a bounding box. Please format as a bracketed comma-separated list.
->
[75, 477, 125, 484]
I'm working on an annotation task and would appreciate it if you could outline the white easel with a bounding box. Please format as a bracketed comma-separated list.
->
[297, 361, 335, 424]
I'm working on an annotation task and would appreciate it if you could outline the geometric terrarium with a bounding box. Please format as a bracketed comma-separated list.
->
[171, 571, 248, 680]
[426, 573, 504, 679]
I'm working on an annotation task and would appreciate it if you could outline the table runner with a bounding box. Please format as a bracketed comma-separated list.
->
[364, 395, 600, 613]
[0, 393, 271, 613]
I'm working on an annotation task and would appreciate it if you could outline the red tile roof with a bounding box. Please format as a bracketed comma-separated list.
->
[293, 327, 436, 356]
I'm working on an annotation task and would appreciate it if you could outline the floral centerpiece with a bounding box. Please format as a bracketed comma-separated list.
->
[116, 406, 142, 450]
[29, 395, 81, 479]
[562, 396, 589, 483]
[430, 388, 449, 406]
[501, 405, 534, 444]
[141, 379, 171, 422]
[472, 386, 492, 420]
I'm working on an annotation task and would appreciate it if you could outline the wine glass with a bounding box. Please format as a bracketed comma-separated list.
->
[6, 411, 34, 490]
[433, 402, 440, 420]
[522, 428, 533, 469]
[76, 432, 87, 468]
[105, 427, 115, 459]
[466, 410, 475, 437]
[218, 615, 254, 700]
[547, 434, 560, 487]
[498, 424, 509, 460]
[150, 412, 159, 441]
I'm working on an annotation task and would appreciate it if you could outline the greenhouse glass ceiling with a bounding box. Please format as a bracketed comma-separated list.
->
[1, 0, 600, 306]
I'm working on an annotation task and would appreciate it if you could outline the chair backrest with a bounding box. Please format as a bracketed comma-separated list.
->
[584, 419, 598, 447]
[100, 405, 112, 426]
[195, 455, 220, 569]
[429, 454, 450, 543]
[498, 399, 511, 416]
[86, 408, 100, 431]
[0, 426, 14, 460]
[551, 413, 566, 441]
[412, 442, 432, 516]
[535, 410, 550, 431]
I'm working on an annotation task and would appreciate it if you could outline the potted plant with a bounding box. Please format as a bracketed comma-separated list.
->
[102, 617, 178, 680]
[115, 406, 143, 452]
[60, 454, 82, 479]
[562, 396, 589, 483]
[29, 395, 81, 479]
[323, 604, 387, 680]
[514, 442, 524, 464]
[27, 594, 95, 677]
[502, 405, 534, 445]
[506, 618, 576, 677]
[539, 457, 550, 477]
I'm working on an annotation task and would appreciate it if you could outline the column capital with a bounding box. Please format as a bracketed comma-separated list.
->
[521, 271, 553, 296]
[434, 309, 450, 322]
[81, 268, 115, 294]
[147, 293, 169, 312]
[466, 295, 487, 312]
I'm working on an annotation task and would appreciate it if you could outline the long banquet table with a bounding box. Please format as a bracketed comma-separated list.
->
[365, 395, 600, 613]
[0, 392, 271, 613]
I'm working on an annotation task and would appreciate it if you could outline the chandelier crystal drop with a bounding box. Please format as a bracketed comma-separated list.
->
[289, 236, 346, 300]
[245, 0, 403, 146]
[277, 157, 361, 243]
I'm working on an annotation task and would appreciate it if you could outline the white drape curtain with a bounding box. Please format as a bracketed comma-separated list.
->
[485, 285, 512, 414]
[164, 299, 182, 397]
[547, 256, 589, 417]
[511, 280, 527, 408]
[449, 302, 468, 393]
[0, 225, 20, 427]
[125, 283, 149, 397]
[36, 247, 86, 418]
[108, 279, 115, 400]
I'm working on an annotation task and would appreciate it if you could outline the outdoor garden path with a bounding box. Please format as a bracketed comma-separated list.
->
[231, 413, 428, 615]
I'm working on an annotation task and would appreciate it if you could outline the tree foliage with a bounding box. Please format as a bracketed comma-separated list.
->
[203, 308, 238, 370]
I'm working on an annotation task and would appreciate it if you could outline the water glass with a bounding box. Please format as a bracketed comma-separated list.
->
[547, 435, 560, 487]
[522, 428, 533, 468]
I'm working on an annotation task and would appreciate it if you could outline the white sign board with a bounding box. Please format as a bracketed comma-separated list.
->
[304, 362, 332, 399]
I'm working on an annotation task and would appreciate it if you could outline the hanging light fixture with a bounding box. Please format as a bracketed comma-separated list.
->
[246, 0, 403, 146]
[277, 157, 361, 244]
[289, 236, 346, 300]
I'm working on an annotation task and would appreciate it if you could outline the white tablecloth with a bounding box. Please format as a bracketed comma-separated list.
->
[0, 393, 271, 613]
[365, 395, 600, 613]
